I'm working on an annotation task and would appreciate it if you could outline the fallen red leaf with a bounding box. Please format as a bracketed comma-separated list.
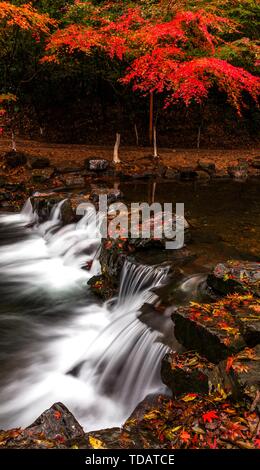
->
[53, 410, 62, 420]
[202, 410, 219, 423]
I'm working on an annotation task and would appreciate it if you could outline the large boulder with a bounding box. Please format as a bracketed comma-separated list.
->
[207, 260, 260, 297]
[0, 403, 84, 448]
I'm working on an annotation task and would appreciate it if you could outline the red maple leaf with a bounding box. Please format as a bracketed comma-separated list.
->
[202, 410, 219, 423]
[254, 438, 260, 448]
[226, 356, 234, 373]
[180, 430, 191, 443]
[53, 410, 62, 420]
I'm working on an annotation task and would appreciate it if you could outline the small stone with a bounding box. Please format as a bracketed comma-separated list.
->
[28, 156, 50, 169]
[251, 157, 260, 169]
[4, 151, 27, 168]
[228, 162, 248, 180]
[85, 158, 109, 171]
[180, 167, 198, 180]
[195, 170, 210, 180]
[197, 160, 216, 175]
[62, 174, 85, 187]
[31, 168, 54, 183]
[164, 168, 180, 179]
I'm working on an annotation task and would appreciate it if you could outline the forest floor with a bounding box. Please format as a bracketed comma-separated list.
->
[0, 138, 259, 172]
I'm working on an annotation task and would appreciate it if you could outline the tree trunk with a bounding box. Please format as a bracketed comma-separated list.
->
[134, 123, 139, 147]
[149, 91, 154, 145]
[153, 126, 159, 159]
[113, 133, 121, 164]
[11, 130, 16, 152]
[197, 125, 201, 149]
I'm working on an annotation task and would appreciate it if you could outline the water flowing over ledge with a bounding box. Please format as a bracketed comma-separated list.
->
[0, 199, 170, 431]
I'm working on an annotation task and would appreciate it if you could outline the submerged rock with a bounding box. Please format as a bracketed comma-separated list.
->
[207, 260, 260, 297]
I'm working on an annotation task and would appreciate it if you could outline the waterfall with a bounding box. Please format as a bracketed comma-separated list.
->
[0, 199, 170, 431]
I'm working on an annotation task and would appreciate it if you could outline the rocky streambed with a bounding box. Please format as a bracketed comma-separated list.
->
[0, 150, 259, 449]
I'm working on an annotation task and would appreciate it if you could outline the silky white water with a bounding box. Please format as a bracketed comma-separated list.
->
[0, 199, 170, 431]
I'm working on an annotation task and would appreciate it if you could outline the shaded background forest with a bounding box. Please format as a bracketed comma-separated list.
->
[1, 0, 259, 148]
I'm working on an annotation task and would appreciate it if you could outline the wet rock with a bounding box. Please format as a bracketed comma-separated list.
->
[88, 274, 116, 300]
[207, 260, 260, 297]
[4, 150, 27, 168]
[217, 346, 260, 407]
[228, 161, 248, 180]
[0, 176, 8, 187]
[248, 168, 260, 178]
[62, 174, 85, 188]
[180, 167, 198, 180]
[161, 351, 216, 396]
[31, 168, 54, 183]
[55, 164, 84, 174]
[173, 294, 260, 363]
[28, 156, 50, 169]
[85, 158, 109, 171]
[90, 186, 123, 204]
[164, 168, 180, 179]
[195, 170, 211, 181]
[173, 307, 245, 363]
[251, 157, 260, 169]
[31, 196, 74, 224]
[0, 403, 84, 448]
[213, 169, 229, 179]
[27, 402, 84, 442]
[197, 160, 216, 175]
[99, 238, 128, 285]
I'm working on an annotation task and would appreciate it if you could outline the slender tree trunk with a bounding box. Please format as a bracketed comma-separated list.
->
[197, 125, 201, 149]
[11, 130, 16, 152]
[153, 126, 159, 158]
[149, 91, 154, 145]
[113, 133, 121, 164]
[134, 123, 139, 147]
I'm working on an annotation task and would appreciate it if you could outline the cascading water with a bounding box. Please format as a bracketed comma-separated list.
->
[0, 199, 170, 431]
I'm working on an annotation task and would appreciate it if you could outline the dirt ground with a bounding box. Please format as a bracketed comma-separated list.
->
[0, 138, 259, 171]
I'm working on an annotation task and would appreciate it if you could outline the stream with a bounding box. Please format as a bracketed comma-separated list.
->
[0, 179, 259, 431]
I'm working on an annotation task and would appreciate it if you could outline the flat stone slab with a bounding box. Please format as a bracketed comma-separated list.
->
[173, 295, 260, 363]
[207, 260, 260, 297]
